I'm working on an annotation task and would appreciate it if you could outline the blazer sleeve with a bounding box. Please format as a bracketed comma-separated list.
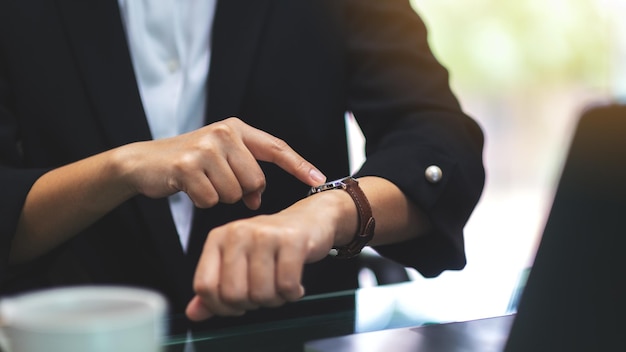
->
[0, 54, 48, 283]
[343, 0, 485, 277]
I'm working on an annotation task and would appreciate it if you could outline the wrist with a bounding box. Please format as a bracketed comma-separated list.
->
[308, 189, 358, 247]
[107, 143, 142, 199]
[307, 177, 376, 258]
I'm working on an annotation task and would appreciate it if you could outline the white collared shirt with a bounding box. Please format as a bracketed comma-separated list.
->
[118, 0, 217, 251]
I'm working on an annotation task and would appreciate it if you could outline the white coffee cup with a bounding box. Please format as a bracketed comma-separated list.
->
[0, 285, 168, 352]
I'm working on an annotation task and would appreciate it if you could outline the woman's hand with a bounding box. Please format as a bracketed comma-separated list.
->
[184, 175, 430, 321]
[185, 189, 357, 320]
[118, 117, 326, 210]
[11, 117, 326, 263]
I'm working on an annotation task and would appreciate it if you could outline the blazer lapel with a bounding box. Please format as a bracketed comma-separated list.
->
[55, 0, 274, 141]
[206, 0, 273, 122]
[54, 0, 152, 147]
[185, 0, 272, 259]
[55, 0, 275, 306]
[54, 0, 189, 302]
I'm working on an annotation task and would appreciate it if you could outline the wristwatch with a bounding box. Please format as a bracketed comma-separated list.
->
[308, 177, 376, 259]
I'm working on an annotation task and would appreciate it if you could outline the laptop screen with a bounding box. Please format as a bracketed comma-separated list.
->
[504, 104, 626, 351]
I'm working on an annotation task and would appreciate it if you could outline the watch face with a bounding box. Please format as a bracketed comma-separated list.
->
[325, 178, 348, 188]
[308, 177, 354, 195]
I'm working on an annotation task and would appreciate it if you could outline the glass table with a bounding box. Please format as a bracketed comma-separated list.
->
[163, 278, 519, 352]
[164, 289, 357, 352]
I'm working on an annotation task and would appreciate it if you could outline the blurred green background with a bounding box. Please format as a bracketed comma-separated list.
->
[356, 0, 626, 332]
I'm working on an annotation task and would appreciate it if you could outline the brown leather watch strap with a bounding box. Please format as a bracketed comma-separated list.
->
[336, 177, 376, 258]
[307, 177, 376, 259]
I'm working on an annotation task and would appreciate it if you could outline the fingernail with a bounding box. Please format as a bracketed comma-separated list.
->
[187, 302, 213, 321]
[298, 285, 305, 298]
[310, 169, 326, 184]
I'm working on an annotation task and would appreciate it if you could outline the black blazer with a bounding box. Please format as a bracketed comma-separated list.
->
[0, 0, 485, 327]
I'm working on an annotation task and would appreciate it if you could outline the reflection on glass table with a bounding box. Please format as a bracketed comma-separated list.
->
[164, 289, 356, 352]
[163, 275, 521, 352]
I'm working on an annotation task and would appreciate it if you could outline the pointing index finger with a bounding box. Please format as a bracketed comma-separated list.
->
[242, 124, 327, 187]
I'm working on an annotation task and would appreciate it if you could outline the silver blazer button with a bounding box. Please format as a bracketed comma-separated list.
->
[425, 165, 443, 183]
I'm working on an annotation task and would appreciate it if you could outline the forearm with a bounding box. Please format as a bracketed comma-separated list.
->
[187, 175, 430, 320]
[358, 176, 430, 246]
[9, 118, 328, 265]
[10, 147, 137, 264]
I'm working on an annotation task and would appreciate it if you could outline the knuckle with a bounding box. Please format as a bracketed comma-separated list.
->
[193, 280, 216, 299]
[210, 121, 237, 141]
[220, 288, 247, 307]
[224, 116, 243, 125]
[172, 152, 198, 173]
[220, 188, 243, 204]
[192, 193, 219, 208]
[219, 222, 249, 247]
[243, 173, 266, 193]
[248, 224, 274, 244]
[276, 278, 300, 297]
[294, 159, 309, 174]
[195, 138, 220, 157]
[166, 178, 183, 193]
[269, 137, 289, 153]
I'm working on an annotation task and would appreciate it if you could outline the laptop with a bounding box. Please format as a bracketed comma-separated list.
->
[305, 103, 626, 352]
